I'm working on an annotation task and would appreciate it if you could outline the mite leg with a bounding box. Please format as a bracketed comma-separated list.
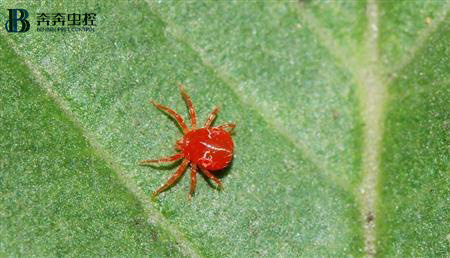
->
[150, 100, 189, 134]
[179, 84, 197, 130]
[217, 123, 236, 133]
[152, 159, 189, 199]
[139, 153, 183, 165]
[188, 164, 198, 200]
[199, 167, 223, 190]
[204, 107, 219, 128]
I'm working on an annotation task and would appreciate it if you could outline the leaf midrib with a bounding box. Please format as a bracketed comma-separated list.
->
[295, 1, 449, 256]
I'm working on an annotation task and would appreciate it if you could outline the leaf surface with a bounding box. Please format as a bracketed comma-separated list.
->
[0, 1, 447, 256]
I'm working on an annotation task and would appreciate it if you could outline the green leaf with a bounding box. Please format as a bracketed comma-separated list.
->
[377, 7, 450, 257]
[0, 39, 183, 257]
[0, 1, 448, 256]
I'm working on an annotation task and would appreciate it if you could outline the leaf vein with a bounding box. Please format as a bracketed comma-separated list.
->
[0, 33, 203, 258]
[146, 1, 352, 193]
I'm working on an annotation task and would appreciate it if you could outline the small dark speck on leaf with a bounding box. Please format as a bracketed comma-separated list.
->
[151, 230, 158, 241]
[366, 212, 374, 223]
[133, 217, 145, 226]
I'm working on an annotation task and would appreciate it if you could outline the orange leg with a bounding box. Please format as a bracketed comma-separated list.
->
[217, 123, 236, 133]
[204, 107, 219, 128]
[139, 153, 183, 165]
[152, 159, 190, 199]
[189, 164, 198, 200]
[150, 100, 189, 134]
[199, 167, 223, 190]
[179, 84, 197, 130]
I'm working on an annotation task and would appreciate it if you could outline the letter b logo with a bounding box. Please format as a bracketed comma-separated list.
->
[5, 9, 30, 33]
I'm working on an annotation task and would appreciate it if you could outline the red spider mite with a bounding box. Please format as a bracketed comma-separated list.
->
[140, 84, 235, 199]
